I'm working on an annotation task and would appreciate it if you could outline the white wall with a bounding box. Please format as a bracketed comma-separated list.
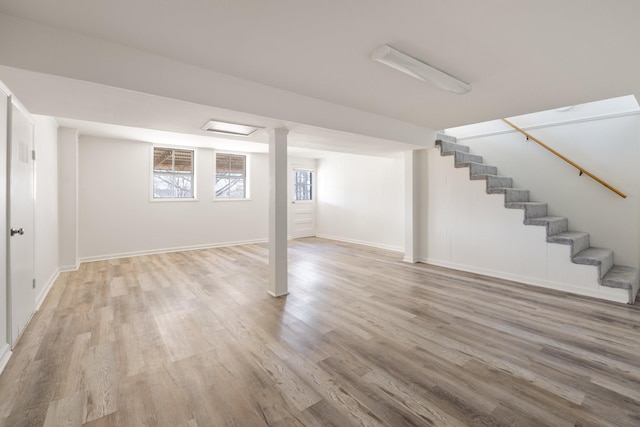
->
[446, 112, 640, 268]
[33, 115, 59, 308]
[420, 150, 630, 303]
[316, 152, 405, 252]
[58, 127, 79, 270]
[78, 136, 269, 260]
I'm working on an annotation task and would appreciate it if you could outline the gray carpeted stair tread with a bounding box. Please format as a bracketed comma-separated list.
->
[436, 140, 469, 155]
[548, 231, 590, 256]
[470, 163, 498, 178]
[436, 133, 457, 144]
[574, 247, 613, 263]
[524, 216, 568, 235]
[602, 266, 640, 303]
[574, 247, 614, 278]
[487, 187, 510, 194]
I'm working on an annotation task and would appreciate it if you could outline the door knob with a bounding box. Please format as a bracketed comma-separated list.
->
[10, 228, 24, 236]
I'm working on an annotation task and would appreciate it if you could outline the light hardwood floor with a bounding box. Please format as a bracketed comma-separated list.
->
[1, 238, 639, 426]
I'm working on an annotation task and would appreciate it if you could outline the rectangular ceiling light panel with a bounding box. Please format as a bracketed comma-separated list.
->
[372, 44, 471, 95]
[202, 120, 264, 136]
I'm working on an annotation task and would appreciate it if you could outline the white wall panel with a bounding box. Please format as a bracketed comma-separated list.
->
[316, 153, 404, 252]
[78, 136, 269, 260]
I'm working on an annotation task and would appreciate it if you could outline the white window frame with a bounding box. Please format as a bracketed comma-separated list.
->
[214, 151, 251, 201]
[293, 168, 314, 203]
[150, 145, 198, 202]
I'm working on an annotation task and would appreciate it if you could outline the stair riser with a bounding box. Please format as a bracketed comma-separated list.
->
[454, 151, 483, 166]
[548, 235, 591, 257]
[525, 218, 568, 235]
[437, 140, 469, 155]
[505, 189, 529, 203]
[436, 133, 457, 144]
[486, 176, 513, 189]
[470, 163, 498, 178]
[571, 236, 590, 256]
[601, 257, 614, 279]
[524, 204, 548, 219]
[547, 219, 568, 235]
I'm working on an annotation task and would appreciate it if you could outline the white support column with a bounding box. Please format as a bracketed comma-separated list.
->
[268, 128, 289, 297]
[404, 150, 419, 263]
[58, 127, 79, 271]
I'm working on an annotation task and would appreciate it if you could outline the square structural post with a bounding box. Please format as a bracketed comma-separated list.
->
[268, 128, 289, 297]
[404, 149, 419, 263]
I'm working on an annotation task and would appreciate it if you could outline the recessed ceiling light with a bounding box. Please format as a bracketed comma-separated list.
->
[202, 120, 264, 136]
[372, 44, 471, 95]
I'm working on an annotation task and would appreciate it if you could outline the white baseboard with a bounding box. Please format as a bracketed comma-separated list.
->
[316, 234, 403, 253]
[0, 343, 11, 376]
[59, 262, 80, 272]
[422, 258, 629, 304]
[35, 269, 60, 311]
[78, 238, 269, 264]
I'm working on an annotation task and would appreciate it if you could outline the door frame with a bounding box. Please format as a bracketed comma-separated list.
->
[7, 95, 36, 348]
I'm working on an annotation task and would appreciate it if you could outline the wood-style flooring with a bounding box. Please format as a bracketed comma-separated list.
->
[1, 238, 639, 426]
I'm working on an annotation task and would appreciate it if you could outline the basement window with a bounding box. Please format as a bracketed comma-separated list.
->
[215, 153, 248, 199]
[294, 170, 313, 201]
[152, 147, 195, 199]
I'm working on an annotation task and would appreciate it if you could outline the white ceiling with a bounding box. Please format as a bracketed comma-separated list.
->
[0, 0, 639, 154]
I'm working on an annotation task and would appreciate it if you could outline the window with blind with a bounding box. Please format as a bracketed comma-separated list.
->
[215, 153, 247, 199]
[152, 147, 195, 199]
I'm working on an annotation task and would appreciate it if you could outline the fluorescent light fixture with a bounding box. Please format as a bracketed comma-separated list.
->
[202, 120, 263, 136]
[372, 44, 471, 95]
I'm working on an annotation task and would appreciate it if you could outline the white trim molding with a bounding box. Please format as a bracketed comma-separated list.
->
[421, 257, 630, 304]
[78, 238, 269, 264]
[453, 110, 640, 141]
[0, 344, 11, 376]
[316, 234, 404, 253]
[35, 270, 61, 311]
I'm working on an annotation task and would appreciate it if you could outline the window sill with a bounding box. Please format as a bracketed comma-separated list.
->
[150, 198, 199, 203]
[213, 198, 252, 202]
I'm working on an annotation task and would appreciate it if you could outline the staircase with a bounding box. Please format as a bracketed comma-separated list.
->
[435, 134, 640, 304]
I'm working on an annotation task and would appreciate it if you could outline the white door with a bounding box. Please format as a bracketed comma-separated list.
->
[8, 100, 35, 347]
[291, 169, 315, 239]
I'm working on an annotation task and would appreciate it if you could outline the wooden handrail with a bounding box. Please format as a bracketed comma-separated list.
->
[501, 118, 627, 199]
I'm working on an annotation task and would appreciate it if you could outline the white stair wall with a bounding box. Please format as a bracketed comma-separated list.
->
[422, 148, 631, 304]
[450, 113, 640, 270]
